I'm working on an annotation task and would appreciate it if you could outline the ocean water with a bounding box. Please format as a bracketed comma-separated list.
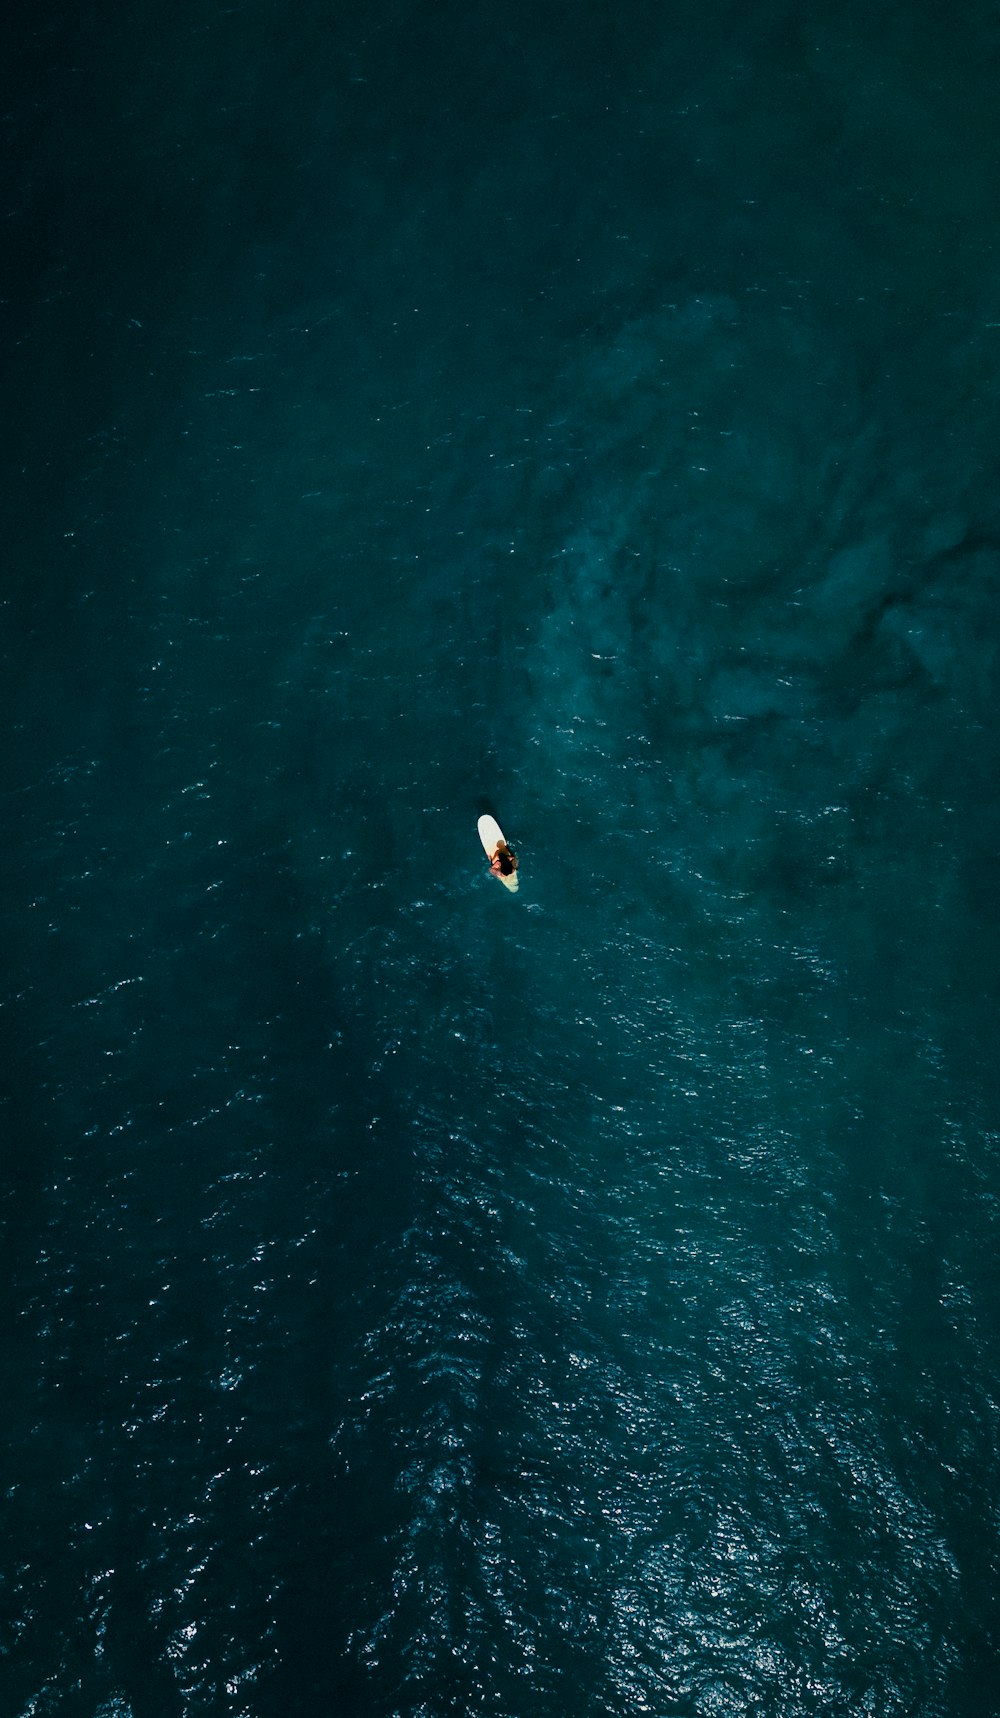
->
[4, 0, 1000, 1712]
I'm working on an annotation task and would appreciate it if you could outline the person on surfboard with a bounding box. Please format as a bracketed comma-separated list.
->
[490, 841, 518, 880]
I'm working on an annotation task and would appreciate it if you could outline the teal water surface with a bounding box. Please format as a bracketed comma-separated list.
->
[4, 0, 1000, 1713]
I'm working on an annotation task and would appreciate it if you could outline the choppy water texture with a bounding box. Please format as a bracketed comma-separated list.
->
[4, 0, 1000, 1713]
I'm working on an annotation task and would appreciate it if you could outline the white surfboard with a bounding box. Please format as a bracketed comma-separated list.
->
[478, 814, 519, 892]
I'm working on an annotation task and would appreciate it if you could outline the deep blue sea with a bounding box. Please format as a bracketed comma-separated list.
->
[4, 0, 1000, 1713]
